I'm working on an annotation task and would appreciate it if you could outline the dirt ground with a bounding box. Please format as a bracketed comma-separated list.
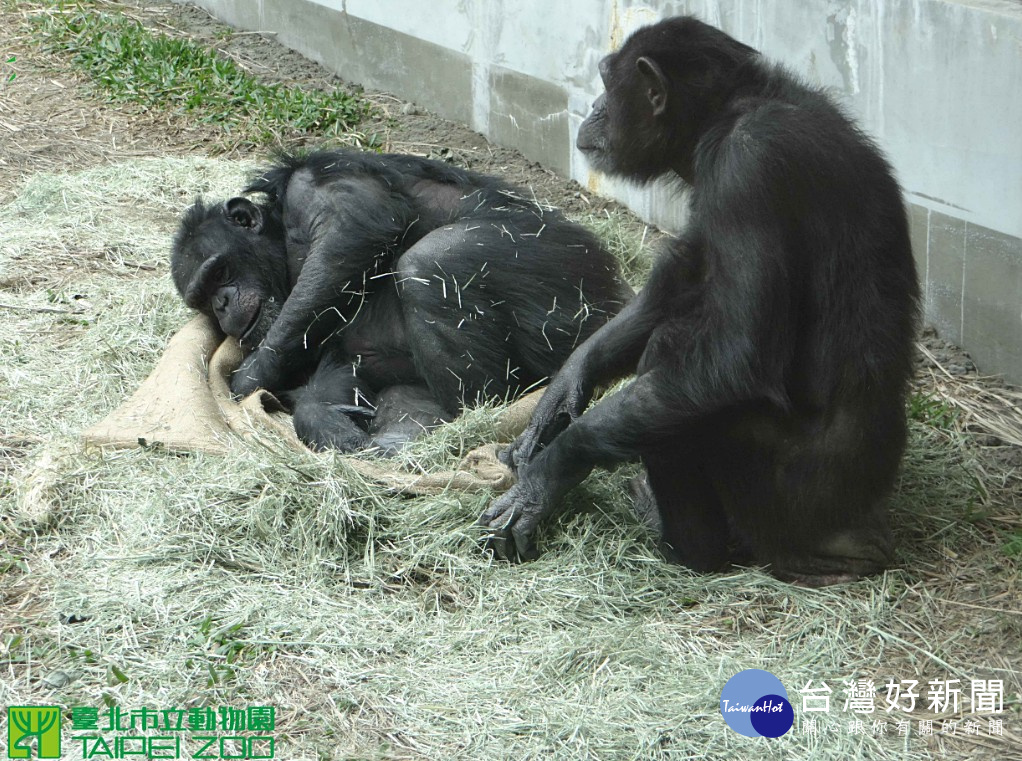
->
[1, 2, 1021, 755]
[0, 1, 597, 212]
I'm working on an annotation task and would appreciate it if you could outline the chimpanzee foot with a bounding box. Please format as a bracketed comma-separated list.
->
[477, 482, 548, 562]
[369, 432, 416, 457]
[627, 472, 663, 537]
[769, 533, 893, 587]
[292, 402, 374, 453]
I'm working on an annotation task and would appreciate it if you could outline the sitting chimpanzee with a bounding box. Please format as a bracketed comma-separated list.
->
[171, 150, 632, 452]
[480, 17, 920, 586]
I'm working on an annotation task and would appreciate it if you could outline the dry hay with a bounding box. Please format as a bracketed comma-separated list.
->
[1, 158, 1020, 761]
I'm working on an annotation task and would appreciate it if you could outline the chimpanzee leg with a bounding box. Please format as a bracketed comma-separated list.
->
[290, 355, 376, 452]
[707, 428, 896, 586]
[480, 369, 892, 578]
[641, 449, 730, 572]
[396, 223, 532, 414]
[369, 384, 452, 455]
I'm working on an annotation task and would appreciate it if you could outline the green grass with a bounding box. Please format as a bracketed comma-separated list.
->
[1003, 530, 1022, 557]
[908, 392, 958, 430]
[29, 3, 376, 149]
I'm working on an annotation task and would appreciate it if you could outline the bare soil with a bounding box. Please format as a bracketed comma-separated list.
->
[157, 3, 603, 215]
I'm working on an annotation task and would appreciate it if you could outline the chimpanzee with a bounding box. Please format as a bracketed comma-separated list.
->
[480, 17, 920, 586]
[171, 150, 632, 453]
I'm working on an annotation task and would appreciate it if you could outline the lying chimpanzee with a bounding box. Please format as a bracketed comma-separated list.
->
[481, 17, 920, 585]
[171, 150, 632, 452]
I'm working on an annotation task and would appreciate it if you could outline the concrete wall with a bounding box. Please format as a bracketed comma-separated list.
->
[179, 0, 1022, 383]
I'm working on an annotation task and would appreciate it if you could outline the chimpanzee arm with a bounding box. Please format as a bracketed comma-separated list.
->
[231, 174, 415, 397]
[481, 368, 681, 560]
[502, 279, 662, 470]
[503, 224, 740, 470]
[483, 179, 796, 558]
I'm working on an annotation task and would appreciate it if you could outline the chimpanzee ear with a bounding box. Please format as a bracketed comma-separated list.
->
[223, 197, 264, 234]
[636, 56, 669, 116]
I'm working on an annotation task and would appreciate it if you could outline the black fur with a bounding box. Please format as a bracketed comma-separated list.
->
[171, 150, 632, 453]
[481, 17, 920, 585]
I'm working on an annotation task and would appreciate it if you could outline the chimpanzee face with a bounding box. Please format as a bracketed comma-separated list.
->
[576, 47, 678, 183]
[576, 18, 756, 185]
[171, 197, 288, 351]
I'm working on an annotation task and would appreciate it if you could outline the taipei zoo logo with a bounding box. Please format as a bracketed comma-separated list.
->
[6, 706, 62, 759]
[720, 669, 795, 738]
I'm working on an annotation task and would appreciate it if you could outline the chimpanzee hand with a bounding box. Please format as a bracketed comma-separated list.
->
[501, 369, 588, 472]
[477, 477, 549, 562]
[230, 346, 285, 398]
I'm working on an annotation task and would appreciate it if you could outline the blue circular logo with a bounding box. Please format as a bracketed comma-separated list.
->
[720, 669, 794, 737]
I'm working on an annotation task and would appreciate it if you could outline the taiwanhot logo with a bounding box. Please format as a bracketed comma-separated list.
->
[6, 707, 61, 759]
[720, 669, 794, 738]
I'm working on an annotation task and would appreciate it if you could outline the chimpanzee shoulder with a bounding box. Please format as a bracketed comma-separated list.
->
[244, 150, 549, 222]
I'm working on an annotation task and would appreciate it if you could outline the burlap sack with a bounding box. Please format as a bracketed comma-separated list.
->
[82, 314, 540, 495]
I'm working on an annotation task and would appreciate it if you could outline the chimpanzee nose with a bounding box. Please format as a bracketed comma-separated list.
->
[213, 289, 229, 313]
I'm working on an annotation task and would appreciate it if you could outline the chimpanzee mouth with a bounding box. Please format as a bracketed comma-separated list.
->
[238, 304, 263, 347]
